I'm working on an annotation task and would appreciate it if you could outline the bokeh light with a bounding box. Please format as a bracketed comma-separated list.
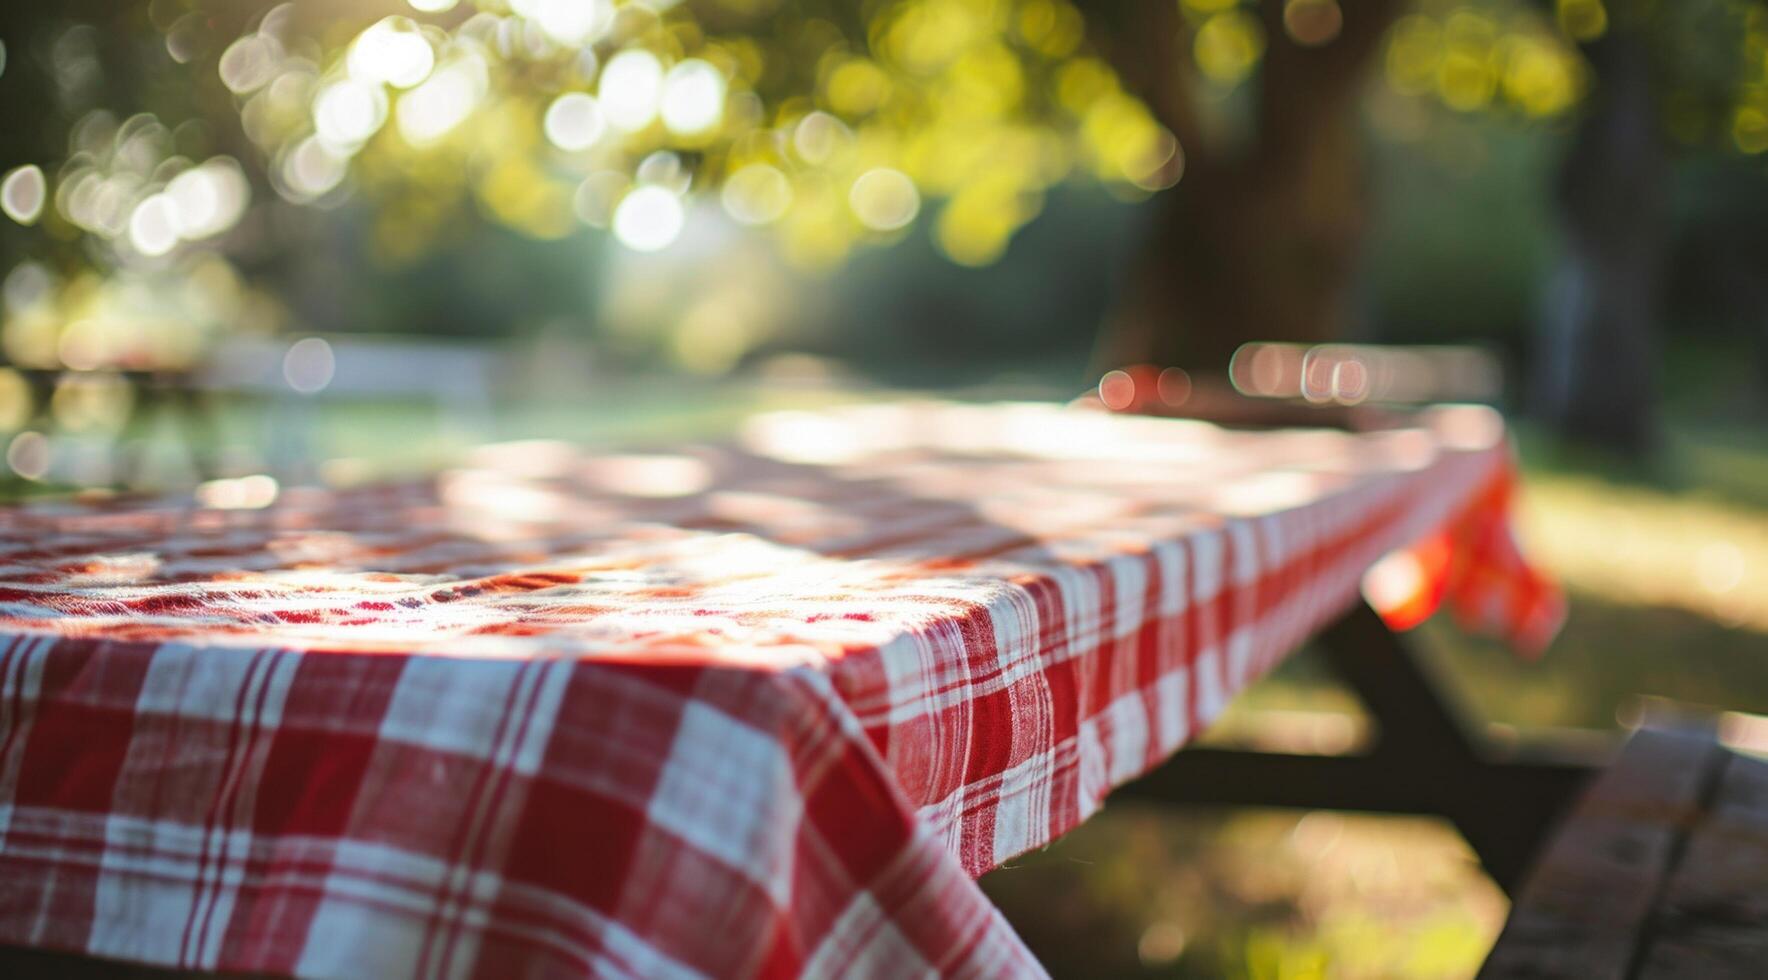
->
[314, 79, 387, 149]
[612, 185, 686, 252]
[281, 137, 350, 200]
[849, 169, 920, 232]
[128, 195, 180, 257]
[1284, 0, 1344, 47]
[347, 17, 435, 90]
[722, 165, 792, 226]
[522, 0, 614, 46]
[396, 55, 487, 146]
[600, 50, 664, 132]
[660, 60, 726, 137]
[5, 432, 49, 481]
[545, 92, 607, 152]
[283, 337, 337, 394]
[1, 166, 46, 225]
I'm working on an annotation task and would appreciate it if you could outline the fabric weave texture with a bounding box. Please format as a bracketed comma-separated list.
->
[0, 402, 1559, 978]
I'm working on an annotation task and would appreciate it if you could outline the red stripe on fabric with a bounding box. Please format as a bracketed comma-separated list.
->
[13, 642, 151, 813]
[930, 486, 1437, 877]
[502, 777, 645, 922]
[180, 647, 271, 967]
[8, 640, 155, 958]
[414, 659, 532, 980]
[0, 634, 29, 794]
[804, 740, 916, 889]
[0, 842, 687, 980]
[435, 660, 551, 980]
[192, 648, 286, 966]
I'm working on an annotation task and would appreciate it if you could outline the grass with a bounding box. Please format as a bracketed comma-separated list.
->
[981, 807, 1505, 979]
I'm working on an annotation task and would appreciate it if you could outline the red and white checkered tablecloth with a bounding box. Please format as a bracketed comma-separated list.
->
[0, 402, 1560, 978]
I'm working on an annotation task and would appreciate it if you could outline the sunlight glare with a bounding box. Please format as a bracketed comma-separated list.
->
[165, 158, 250, 240]
[397, 57, 486, 145]
[600, 50, 664, 132]
[544, 92, 607, 151]
[128, 194, 180, 256]
[660, 59, 726, 136]
[198, 474, 280, 510]
[282, 137, 349, 199]
[347, 18, 436, 90]
[314, 79, 387, 148]
[611, 185, 684, 252]
[527, 0, 613, 47]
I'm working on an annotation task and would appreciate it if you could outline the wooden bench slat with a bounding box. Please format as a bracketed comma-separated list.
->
[1479, 727, 1727, 980]
[1636, 749, 1768, 978]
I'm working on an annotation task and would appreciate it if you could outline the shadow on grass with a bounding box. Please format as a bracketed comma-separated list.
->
[982, 805, 1504, 979]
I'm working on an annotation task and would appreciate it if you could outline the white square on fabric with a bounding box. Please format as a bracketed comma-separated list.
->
[1258, 513, 1286, 574]
[1152, 538, 1188, 618]
[989, 753, 1043, 864]
[1052, 564, 1100, 664]
[377, 658, 562, 769]
[133, 643, 288, 726]
[986, 584, 1034, 672]
[1109, 552, 1148, 644]
[1074, 719, 1109, 810]
[1102, 692, 1150, 785]
[1191, 528, 1224, 602]
[89, 814, 199, 966]
[294, 840, 455, 978]
[1152, 668, 1189, 753]
[805, 893, 931, 978]
[1194, 647, 1227, 729]
[1227, 627, 1254, 691]
[1227, 520, 1260, 586]
[595, 918, 707, 980]
[646, 702, 797, 906]
[875, 632, 933, 713]
[299, 896, 431, 980]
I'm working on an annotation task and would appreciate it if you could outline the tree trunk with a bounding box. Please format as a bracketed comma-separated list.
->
[1100, 129, 1368, 372]
[1532, 32, 1666, 454]
[1093, 0, 1404, 376]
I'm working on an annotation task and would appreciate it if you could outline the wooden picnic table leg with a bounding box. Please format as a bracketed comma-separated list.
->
[1118, 601, 1598, 894]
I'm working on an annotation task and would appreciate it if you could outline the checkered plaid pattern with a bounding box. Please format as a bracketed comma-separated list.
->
[0, 402, 1558, 978]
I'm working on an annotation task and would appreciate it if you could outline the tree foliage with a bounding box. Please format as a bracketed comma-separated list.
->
[0, 0, 1763, 376]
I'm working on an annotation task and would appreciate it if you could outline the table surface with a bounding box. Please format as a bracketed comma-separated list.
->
[0, 401, 1559, 979]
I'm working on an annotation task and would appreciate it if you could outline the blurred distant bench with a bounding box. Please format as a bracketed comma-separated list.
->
[197, 335, 507, 475]
[1480, 714, 1768, 978]
[1, 337, 511, 485]
[198, 335, 501, 417]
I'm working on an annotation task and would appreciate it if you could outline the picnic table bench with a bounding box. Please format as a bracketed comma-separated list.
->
[1481, 716, 1768, 978]
[0, 398, 1566, 977]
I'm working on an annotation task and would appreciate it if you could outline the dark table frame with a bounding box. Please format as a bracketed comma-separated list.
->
[1119, 601, 1601, 894]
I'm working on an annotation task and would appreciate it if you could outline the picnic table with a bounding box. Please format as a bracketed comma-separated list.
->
[0, 400, 1562, 977]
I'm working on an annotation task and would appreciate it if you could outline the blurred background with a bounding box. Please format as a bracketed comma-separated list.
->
[0, 0, 1764, 975]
